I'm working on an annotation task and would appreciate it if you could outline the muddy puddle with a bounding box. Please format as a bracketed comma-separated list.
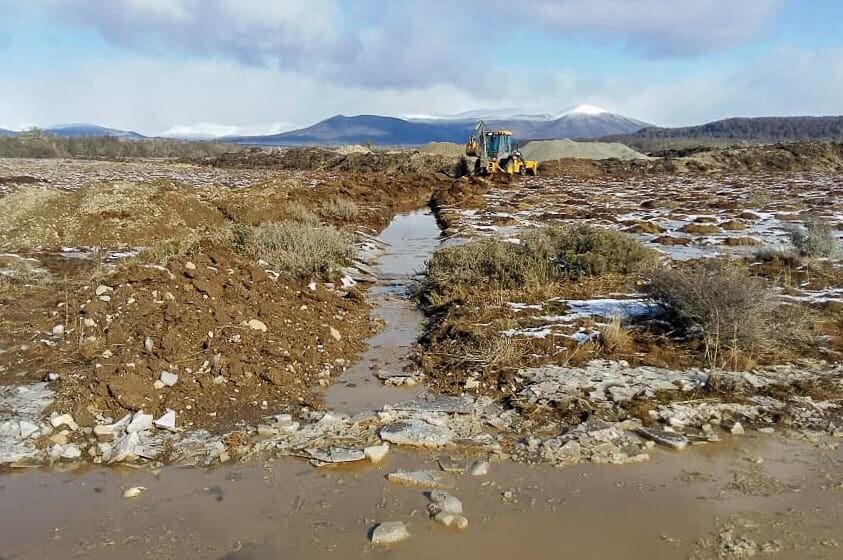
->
[1, 435, 840, 559]
[325, 209, 441, 414]
[1, 209, 842, 559]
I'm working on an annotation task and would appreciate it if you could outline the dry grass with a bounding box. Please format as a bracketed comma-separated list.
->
[245, 221, 354, 279]
[598, 316, 632, 354]
[787, 217, 839, 259]
[320, 198, 360, 221]
[283, 201, 320, 225]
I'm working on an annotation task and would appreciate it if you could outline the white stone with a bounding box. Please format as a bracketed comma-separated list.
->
[371, 522, 410, 545]
[83, 318, 96, 328]
[50, 413, 78, 431]
[144, 336, 154, 352]
[60, 444, 82, 460]
[52, 324, 65, 337]
[184, 261, 196, 271]
[153, 380, 165, 390]
[94, 424, 115, 442]
[159, 371, 179, 387]
[329, 326, 342, 341]
[18, 420, 40, 440]
[430, 490, 462, 514]
[364, 444, 389, 463]
[247, 319, 268, 332]
[730, 421, 745, 435]
[95, 285, 113, 296]
[122, 486, 147, 499]
[98, 295, 112, 302]
[127, 411, 154, 433]
[387, 470, 450, 489]
[154, 410, 177, 432]
[110, 432, 140, 463]
[432, 511, 469, 530]
[469, 461, 490, 476]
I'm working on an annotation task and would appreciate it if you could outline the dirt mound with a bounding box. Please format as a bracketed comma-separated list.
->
[205, 147, 464, 176]
[0, 182, 228, 250]
[521, 139, 648, 162]
[420, 142, 465, 158]
[1, 246, 372, 432]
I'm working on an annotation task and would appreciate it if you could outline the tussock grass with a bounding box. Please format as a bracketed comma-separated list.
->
[598, 316, 632, 353]
[283, 202, 320, 225]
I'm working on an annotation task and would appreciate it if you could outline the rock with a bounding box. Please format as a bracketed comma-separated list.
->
[83, 318, 96, 328]
[50, 413, 78, 431]
[728, 421, 746, 435]
[95, 285, 112, 296]
[329, 326, 342, 341]
[98, 295, 112, 302]
[127, 411, 154, 433]
[465, 378, 480, 389]
[94, 424, 115, 442]
[49, 433, 68, 445]
[122, 486, 147, 499]
[437, 456, 467, 474]
[371, 522, 410, 546]
[110, 432, 141, 463]
[159, 371, 179, 387]
[18, 420, 40, 440]
[309, 447, 366, 465]
[364, 444, 389, 463]
[429, 490, 462, 514]
[59, 444, 82, 460]
[247, 319, 268, 332]
[257, 424, 279, 437]
[153, 380, 165, 390]
[184, 261, 197, 271]
[52, 324, 65, 337]
[154, 410, 177, 432]
[387, 394, 474, 415]
[431, 510, 469, 530]
[469, 460, 490, 476]
[636, 427, 689, 450]
[380, 419, 455, 448]
[387, 470, 451, 489]
[144, 336, 154, 352]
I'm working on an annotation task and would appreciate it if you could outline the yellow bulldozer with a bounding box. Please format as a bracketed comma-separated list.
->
[465, 120, 538, 176]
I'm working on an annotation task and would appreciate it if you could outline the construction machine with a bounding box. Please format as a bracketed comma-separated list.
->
[465, 120, 538, 176]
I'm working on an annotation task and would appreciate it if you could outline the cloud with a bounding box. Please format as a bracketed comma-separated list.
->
[504, 0, 785, 56]
[8, 0, 787, 92]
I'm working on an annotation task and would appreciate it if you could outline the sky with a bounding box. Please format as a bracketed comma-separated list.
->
[0, 0, 842, 136]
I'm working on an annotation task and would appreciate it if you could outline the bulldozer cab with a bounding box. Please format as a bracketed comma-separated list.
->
[486, 131, 512, 159]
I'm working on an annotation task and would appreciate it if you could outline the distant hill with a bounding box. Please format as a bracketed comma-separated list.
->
[43, 124, 146, 140]
[0, 128, 17, 137]
[605, 116, 843, 152]
[226, 106, 652, 146]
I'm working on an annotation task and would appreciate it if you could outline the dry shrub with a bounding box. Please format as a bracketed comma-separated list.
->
[644, 261, 815, 368]
[136, 235, 200, 265]
[752, 245, 803, 268]
[320, 198, 360, 221]
[418, 225, 656, 308]
[598, 316, 632, 354]
[787, 217, 839, 259]
[246, 221, 353, 279]
[283, 201, 320, 225]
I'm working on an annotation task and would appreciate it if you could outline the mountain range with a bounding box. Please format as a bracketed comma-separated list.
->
[222, 106, 651, 146]
[0, 124, 146, 140]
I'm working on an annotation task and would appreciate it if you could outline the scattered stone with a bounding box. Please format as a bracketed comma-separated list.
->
[437, 456, 467, 474]
[94, 285, 112, 297]
[122, 486, 147, 499]
[469, 460, 490, 476]
[380, 419, 455, 448]
[144, 336, 154, 352]
[184, 261, 196, 271]
[329, 326, 342, 341]
[59, 444, 82, 460]
[153, 380, 165, 390]
[247, 319, 268, 332]
[371, 521, 410, 546]
[154, 410, 177, 432]
[18, 420, 40, 440]
[159, 371, 179, 387]
[388, 470, 451, 489]
[51, 324, 65, 337]
[309, 447, 366, 465]
[94, 424, 115, 442]
[364, 444, 389, 463]
[430, 509, 469, 530]
[127, 411, 154, 433]
[637, 427, 689, 450]
[110, 432, 141, 463]
[429, 490, 463, 514]
[50, 413, 78, 431]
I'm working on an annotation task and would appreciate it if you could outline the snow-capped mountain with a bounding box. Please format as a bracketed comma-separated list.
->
[225, 106, 653, 146]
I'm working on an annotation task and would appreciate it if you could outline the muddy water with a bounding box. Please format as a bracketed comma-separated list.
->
[325, 209, 441, 414]
[1, 210, 842, 559]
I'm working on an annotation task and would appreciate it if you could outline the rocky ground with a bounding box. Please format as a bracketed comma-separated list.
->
[0, 144, 842, 558]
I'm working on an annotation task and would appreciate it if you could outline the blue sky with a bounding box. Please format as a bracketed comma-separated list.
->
[1, 0, 842, 136]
